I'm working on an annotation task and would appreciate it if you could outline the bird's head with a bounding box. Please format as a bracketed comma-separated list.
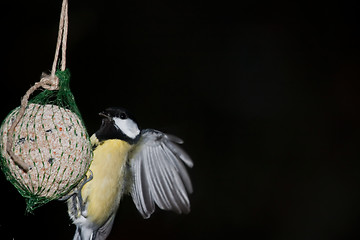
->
[96, 107, 141, 144]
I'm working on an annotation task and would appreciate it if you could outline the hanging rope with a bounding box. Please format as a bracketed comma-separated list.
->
[0, 0, 92, 212]
[6, 0, 68, 172]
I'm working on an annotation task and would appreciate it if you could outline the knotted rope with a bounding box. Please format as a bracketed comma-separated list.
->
[6, 0, 69, 172]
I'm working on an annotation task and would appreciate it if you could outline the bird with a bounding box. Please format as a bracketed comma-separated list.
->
[66, 107, 193, 240]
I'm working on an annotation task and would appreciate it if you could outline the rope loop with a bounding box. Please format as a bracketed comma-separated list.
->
[40, 73, 59, 91]
[6, 0, 68, 172]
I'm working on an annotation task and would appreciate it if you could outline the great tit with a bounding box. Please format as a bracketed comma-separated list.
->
[66, 107, 193, 240]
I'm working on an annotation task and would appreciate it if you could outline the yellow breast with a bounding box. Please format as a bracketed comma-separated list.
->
[81, 139, 132, 226]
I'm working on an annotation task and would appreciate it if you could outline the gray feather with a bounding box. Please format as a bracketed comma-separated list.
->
[129, 129, 193, 219]
[93, 213, 116, 240]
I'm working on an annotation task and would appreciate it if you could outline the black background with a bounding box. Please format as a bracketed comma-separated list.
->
[1, 1, 360, 239]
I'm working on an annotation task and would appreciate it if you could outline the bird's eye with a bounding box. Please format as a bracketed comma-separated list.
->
[120, 112, 127, 119]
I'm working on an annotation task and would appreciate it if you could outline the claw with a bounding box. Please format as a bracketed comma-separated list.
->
[77, 170, 93, 214]
[58, 193, 74, 201]
[58, 170, 93, 202]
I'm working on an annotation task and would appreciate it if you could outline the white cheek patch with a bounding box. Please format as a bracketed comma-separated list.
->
[113, 117, 140, 139]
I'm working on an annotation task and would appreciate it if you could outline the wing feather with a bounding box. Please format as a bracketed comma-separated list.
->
[148, 146, 168, 208]
[129, 129, 193, 219]
[164, 140, 193, 167]
[162, 144, 193, 194]
[160, 144, 191, 210]
[131, 149, 154, 217]
[154, 145, 184, 213]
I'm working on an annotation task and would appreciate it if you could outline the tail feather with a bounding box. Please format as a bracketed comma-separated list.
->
[73, 227, 81, 240]
[72, 213, 116, 240]
[93, 213, 116, 240]
[73, 225, 94, 240]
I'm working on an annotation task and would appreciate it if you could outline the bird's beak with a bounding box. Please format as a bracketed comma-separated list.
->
[99, 111, 111, 120]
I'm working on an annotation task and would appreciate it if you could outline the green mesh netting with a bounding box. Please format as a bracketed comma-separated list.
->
[0, 69, 92, 213]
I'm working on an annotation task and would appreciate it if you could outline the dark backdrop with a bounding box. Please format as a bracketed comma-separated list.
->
[1, 1, 360, 239]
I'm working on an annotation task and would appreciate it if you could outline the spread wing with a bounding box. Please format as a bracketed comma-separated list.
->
[129, 129, 193, 219]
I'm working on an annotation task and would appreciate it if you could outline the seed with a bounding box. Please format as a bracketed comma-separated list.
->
[0, 104, 92, 198]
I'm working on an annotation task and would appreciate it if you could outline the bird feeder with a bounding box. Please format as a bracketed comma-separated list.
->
[0, 0, 92, 212]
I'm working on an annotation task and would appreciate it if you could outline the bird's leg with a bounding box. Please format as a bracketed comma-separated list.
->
[58, 188, 76, 201]
[58, 170, 93, 202]
[58, 170, 93, 219]
[58, 193, 74, 201]
[77, 170, 93, 215]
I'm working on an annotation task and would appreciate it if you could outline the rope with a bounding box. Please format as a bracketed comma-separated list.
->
[6, 0, 69, 172]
